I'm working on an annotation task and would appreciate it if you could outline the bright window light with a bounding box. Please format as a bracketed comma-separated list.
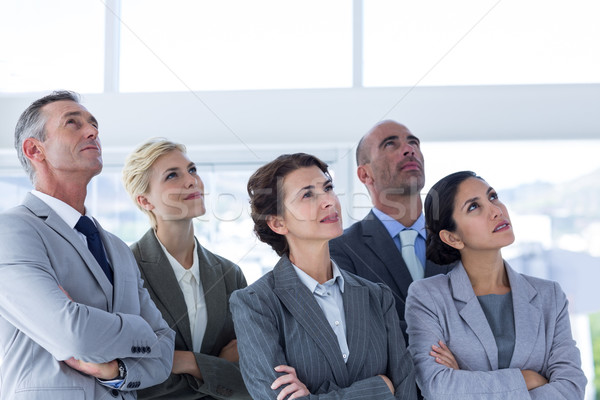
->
[363, 0, 600, 87]
[119, 0, 353, 92]
[0, 0, 105, 93]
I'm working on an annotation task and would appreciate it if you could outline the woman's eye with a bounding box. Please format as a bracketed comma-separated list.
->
[189, 166, 197, 174]
[490, 192, 498, 201]
[166, 172, 177, 180]
[324, 184, 334, 192]
[302, 191, 313, 199]
[467, 202, 478, 212]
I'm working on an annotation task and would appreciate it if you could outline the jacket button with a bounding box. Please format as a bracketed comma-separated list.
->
[110, 388, 119, 397]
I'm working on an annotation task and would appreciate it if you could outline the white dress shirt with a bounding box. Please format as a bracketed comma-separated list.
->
[156, 233, 207, 353]
[292, 261, 350, 363]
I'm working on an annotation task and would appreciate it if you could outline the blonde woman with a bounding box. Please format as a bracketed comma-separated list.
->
[122, 138, 249, 400]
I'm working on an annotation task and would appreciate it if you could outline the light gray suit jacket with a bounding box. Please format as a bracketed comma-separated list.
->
[130, 229, 250, 400]
[0, 193, 175, 400]
[230, 255, 418, 400]
[405, 261, 587, 400]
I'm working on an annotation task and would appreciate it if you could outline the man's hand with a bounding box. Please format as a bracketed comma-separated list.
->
[64, 357, 119, 380]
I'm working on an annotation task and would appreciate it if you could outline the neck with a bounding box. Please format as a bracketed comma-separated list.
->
[373, 193, 422, 227]
[35, 180, 89, 215]
[155, 219, 196, 269]
[288, 240, 332, 284]
[460, 249, 509, 296]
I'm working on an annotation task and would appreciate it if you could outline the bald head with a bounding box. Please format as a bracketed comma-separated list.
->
[356, 120, 410, 166]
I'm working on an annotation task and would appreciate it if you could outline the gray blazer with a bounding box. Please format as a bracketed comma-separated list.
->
[405, 261, 587, 400]
[0, 193, 175, 400]
[329, 210, 452, 338]
[130, 229, 250, 400]
[230, 255, 418, 400]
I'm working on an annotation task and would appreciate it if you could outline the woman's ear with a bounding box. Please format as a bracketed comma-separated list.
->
[136, 194, 154, 211]
[439, 229, 464, 250]
[267, 215, 288, 235]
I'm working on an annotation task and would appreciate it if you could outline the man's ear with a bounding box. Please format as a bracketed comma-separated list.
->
[266, 215, 288, 236]
[357, 164, 372, 185]
[22, 138, 44, 162]
[136, 195, 154, 211]
[439, 229, 464, 250]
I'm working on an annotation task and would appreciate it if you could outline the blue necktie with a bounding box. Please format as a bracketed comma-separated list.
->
[75, 216, 113, 284]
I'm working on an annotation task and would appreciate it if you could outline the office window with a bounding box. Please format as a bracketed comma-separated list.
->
[0, 0, 105, 93]
[120, 0, 353, 92]
[363, 0, 600, 87]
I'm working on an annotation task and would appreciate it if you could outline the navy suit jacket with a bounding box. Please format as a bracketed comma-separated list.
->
[230, 255, 417, 399]
[329, 210, 452, 339]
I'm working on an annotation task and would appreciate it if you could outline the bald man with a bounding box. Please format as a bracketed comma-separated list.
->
[330, 121, 452, 340]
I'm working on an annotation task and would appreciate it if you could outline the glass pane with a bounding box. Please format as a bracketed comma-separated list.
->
[120, 0, 352, 92]
[364, 0, 600, 86]
[0, 0, 105, 93]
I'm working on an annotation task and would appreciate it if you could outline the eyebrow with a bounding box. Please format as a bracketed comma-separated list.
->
[378, 135, 399, 149]
[162, 162, 195, 176]
[461, 186, 494, 210]
[295, 179, 332, 197]
[62, 111, 99, 127]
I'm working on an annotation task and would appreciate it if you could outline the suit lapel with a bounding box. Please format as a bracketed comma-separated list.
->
[506, 263, 541, 368]
[136, 230, 194, 350]
[23, 194, 114, 308]
[272, 256, 350, 386]
[341, 272, 369, 379]
[361, 212, 413, 298]
[197, 242, 227, 354]
[451, 263, 499, 369]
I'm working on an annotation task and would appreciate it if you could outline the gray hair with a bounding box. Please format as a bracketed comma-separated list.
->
[14, 90, 81, 183]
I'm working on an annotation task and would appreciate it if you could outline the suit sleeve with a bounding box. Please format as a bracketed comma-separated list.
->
[378, 284, 418, 399]
[0, 213, 174, 389]
[405, 281, 530, 400]
[528, 282, 586, 399]
[119, 253, 176, 390]
[230, 286, 398, 400]
[189, 266, 250, 399]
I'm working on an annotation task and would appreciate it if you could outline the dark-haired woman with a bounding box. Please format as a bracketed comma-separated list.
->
[230, 153, 417, 399]
[405, 171, 586, 399]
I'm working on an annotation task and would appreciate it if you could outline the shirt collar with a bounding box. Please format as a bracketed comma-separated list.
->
[154, 231, 200, 284]
[31, 190, 89, 228]
[372, 207, 426, 240]
[292, 259, 345, 294]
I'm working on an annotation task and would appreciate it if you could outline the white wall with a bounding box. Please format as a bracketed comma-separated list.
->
[1, 84, 599, 152]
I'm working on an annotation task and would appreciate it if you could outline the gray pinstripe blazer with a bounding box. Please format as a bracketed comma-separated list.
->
[230, 255, 417, 399]
[405, 261, 587, 400]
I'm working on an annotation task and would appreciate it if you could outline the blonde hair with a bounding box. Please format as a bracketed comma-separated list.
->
[122, 138, 186, 229]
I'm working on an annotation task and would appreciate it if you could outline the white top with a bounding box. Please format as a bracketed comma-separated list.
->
[155, 232, 207, 353]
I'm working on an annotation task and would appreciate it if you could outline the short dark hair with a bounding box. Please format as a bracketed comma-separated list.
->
[425, 171, 483, 265]
[247, 153, 330, 256]
[14, 90, 81, 183]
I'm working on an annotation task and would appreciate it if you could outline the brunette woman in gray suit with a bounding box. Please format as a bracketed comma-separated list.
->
[123, 139, 250, 400]
[405, 171, 586, 399]
[230, 153, 417, 400]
